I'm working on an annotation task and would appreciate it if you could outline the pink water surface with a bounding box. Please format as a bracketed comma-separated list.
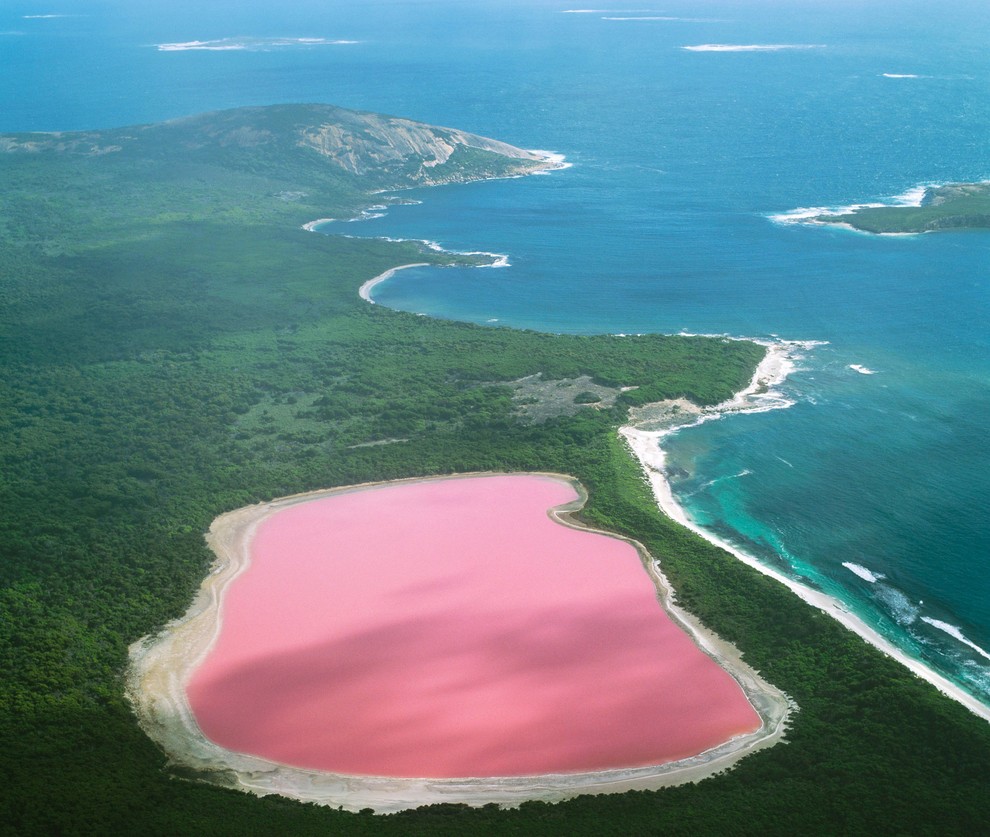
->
[187, 475, 759, 778]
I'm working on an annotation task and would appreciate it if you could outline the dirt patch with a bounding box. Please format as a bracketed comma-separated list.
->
[503, 374, 628, 423]
[625, 398, 704, 432]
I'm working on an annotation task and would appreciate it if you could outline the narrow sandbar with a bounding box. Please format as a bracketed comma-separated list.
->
[128, 472, 791, 813]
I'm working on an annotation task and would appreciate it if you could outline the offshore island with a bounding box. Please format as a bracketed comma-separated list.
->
[3, 104, 990, 834]
[799, 181, 990, 233]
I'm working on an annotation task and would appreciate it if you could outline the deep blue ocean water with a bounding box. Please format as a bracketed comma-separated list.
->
[4, 0, 989, 706]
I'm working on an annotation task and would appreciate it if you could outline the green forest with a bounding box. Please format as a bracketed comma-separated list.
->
[2, 106, 989, 835]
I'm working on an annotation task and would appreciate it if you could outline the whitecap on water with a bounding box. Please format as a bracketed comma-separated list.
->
[921, 617, 990, 662]
[156, 36, 359, 52]
[843, 562, 885, 583]
[683, 44, 826, 53]
[874, 584, 919, 625]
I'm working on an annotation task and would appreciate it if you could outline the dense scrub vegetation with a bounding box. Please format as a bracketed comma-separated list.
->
[818, 181, 990, 233]
[2, 108, 989, 835]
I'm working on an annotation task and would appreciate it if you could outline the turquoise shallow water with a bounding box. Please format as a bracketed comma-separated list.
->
[4, 0, 989, 705]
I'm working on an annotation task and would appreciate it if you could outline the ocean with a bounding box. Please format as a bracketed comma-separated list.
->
[4, 0, 988, 708]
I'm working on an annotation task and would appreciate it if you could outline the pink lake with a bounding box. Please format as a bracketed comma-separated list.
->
[187, 475, 760, 778]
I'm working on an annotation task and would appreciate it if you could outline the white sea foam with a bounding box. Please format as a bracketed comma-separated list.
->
[693, 469, 752, 495]
[156, 37, 359, 52]
[875, 585, 919, 626]
[683, 44, 825, 53]
[526, 149, 573, 172]
[843, 562, 885, 583]
[612, 331, 990, 722]
[476, 253, 511, 268]
[350, 232, 511, 269]
[603, 17, 719, 22]
[892, 185, 928, 206]
[645, 338, 821, 437]
[300, 205, 392, 229]
[767, 206, 839, 225]
[770, 187, 935, 231]
[418, 239, 510, 268]
[772, 181, 947, 230]
[922, 618, 990, 662]
[23, 13, 75, 18]
[158, 40, 246, 52]
[882, 72, 976, 82]
[849, 364, 877, 375]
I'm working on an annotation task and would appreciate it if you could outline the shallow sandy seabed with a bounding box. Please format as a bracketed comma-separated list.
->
[622, 344, 990, 724]
[128, 472, 793, 813]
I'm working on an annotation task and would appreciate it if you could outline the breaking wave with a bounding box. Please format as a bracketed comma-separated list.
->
[156, 37, 359, 52]
[921, 618, 990, 662]
[683, 44, 825, 53]
[843, 562, 885, 583]
[874, 585, 920, 626]
[770, 184, 932, 229]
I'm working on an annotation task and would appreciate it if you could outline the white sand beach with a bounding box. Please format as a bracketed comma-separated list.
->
[619, 343, 990, 724]
[358, 263, 430, 304]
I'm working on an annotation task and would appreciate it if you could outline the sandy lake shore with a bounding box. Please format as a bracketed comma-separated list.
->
[127, 472, 792, 814]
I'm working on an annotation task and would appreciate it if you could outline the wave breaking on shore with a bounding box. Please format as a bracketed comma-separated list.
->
[620, 339, 990, 723]
[768, 185, 930, 233]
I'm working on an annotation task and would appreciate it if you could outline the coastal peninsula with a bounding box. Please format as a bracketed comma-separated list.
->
[3, 105, 990, 834]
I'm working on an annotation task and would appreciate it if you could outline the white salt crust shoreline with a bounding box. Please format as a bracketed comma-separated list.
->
[127, 473, 792, 814]
[620, 341, 990, 724]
